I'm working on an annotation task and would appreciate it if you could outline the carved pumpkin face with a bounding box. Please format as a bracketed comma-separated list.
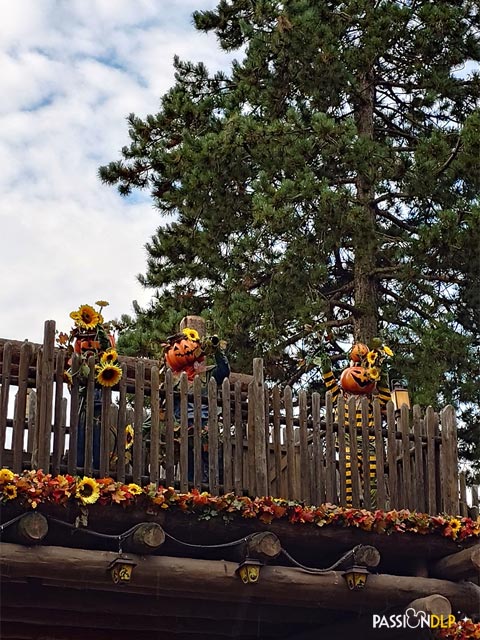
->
[340, 366, 375, 395]
[349, 342, 369, 363]
[165, 337, 202, 372]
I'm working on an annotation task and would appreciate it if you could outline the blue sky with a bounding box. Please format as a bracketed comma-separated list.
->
[0, 0, 232, 343]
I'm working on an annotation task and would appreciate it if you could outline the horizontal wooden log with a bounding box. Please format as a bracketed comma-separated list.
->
[0, 622, 229, 640]
[407, 594, 452, 616]
[1, 502, 474, 572]
[429, 545, 480, 581]
[15, 512, 48, 544]
[247, 532, 281, 560]
[121, 522, 165, 554]
[0, 606, 300, 637]
[0, 582, 333, 624]
[1, 543, 479, 615]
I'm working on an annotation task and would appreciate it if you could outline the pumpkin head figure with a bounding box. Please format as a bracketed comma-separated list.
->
[164, 332, 203, 373]
[349, 342, 369, 363]
[340, 366, 376, 395]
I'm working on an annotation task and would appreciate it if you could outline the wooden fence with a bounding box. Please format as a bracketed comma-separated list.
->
[0, 321, 478, 517]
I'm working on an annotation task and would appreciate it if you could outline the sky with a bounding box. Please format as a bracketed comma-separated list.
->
[0, 0, 233, 345]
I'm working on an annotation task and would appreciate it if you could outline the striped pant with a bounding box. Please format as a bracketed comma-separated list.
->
[344, 435, 377, 508]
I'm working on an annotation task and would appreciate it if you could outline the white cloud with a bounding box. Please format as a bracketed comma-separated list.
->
[0, 0, 230, 344]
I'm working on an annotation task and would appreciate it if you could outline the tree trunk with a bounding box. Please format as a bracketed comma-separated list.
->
[353, 67, 379, 344]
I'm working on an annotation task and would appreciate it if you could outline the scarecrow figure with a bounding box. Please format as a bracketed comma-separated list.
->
[318, 339, 392, 507]
[163, 327, 230, 483]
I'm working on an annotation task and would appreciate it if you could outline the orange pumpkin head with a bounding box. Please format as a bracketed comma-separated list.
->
[349, 343, 369, 363]
[165, 337, 202, 372]
[339, 366, 375, 395]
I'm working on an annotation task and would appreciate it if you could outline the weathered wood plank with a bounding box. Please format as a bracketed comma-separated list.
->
[272, 386, 282, 498]
[361, 396, 371, 511]
[83, 355, 96, 476]
[337, 395, 346, 506]
[37, 321, 56, 469]
[253, 358, 267, 497]
[12, 342, 32, 472]
[386, 402, 397, 509]
[311, 392, 324, 505]
[208, 377, 219, 495]
[325, 391, 336, 504]
[149, 365, 160, 486]
[116, 363, 127, 483]
[284, 386, 295, 500]
[67, 355, 80, 474]
[132, 360, 145, 484]
[164, 368, 175, 486]
[179, 372, 189, 493]
[441, 405, 459, 515]
[222, 377, 232, 493]
[412, 405, 425, 513]
[400, 404, 412, 509]
[425, 406, 437, 515]
[373, 398, 386, 510]
[298, 390, 310, 503]
[347, 396, 361, 508]
[233, 380, 243, 495]
[193, 375, 203, 488]
[99, 388, 111, 478]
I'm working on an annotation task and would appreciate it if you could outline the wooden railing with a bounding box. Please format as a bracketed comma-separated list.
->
[0, 321, 478, 517]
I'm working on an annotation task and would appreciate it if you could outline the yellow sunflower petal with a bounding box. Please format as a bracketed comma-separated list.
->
[127, 483, 143, 495]
[73, 304, 101, 330]
[96, 362, 122, 387]
[383, 345, 393, 357]
[182, 328, 200, 341]
[76, 476, 100, 505]
[100, 348, 119, 364]
[0, 468, 15, 483]
[3, 484, 17, 500]
[368, 366, 381, 380]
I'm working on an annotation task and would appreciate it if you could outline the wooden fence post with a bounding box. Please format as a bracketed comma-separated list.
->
[12, 341, 32, 472]
[36, 321, 56, 471]
[253, 358, 268, 497]
[441, 405, 459, 516]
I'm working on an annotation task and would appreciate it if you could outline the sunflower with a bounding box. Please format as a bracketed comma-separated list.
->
[449, 518, 462, 533]
[95, 362, 122, 387]
[383, 345, 393, 357]
[70, 304, 101, 330]
[367, 351, 378, 365]
[76, 476, 100, 505]
[368, 366, 381, 380]
[100, 348, 118, 364]
[95, 300, 109, 308]
[0, 468, 15, 484]
[3, 484, 17, 500]
[182, 327, 200, 341]
[125, 424, 134, 449]
[127, 483, 143, 495]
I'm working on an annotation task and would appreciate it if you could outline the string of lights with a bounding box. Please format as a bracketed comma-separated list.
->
[0, 512, 364, 577]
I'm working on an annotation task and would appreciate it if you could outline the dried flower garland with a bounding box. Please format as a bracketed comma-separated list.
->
[1, 469, 479, 541]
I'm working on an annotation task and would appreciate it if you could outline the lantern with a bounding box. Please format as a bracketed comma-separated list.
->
[107, 556, 137, 584]
[339, 366, 376, 395]
[342, 564, 369, 590]
[235, 558, 263, 584]
[391, 380, 411, 411]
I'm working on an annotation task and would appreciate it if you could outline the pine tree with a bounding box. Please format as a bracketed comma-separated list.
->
[100, 1, 480, 477]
